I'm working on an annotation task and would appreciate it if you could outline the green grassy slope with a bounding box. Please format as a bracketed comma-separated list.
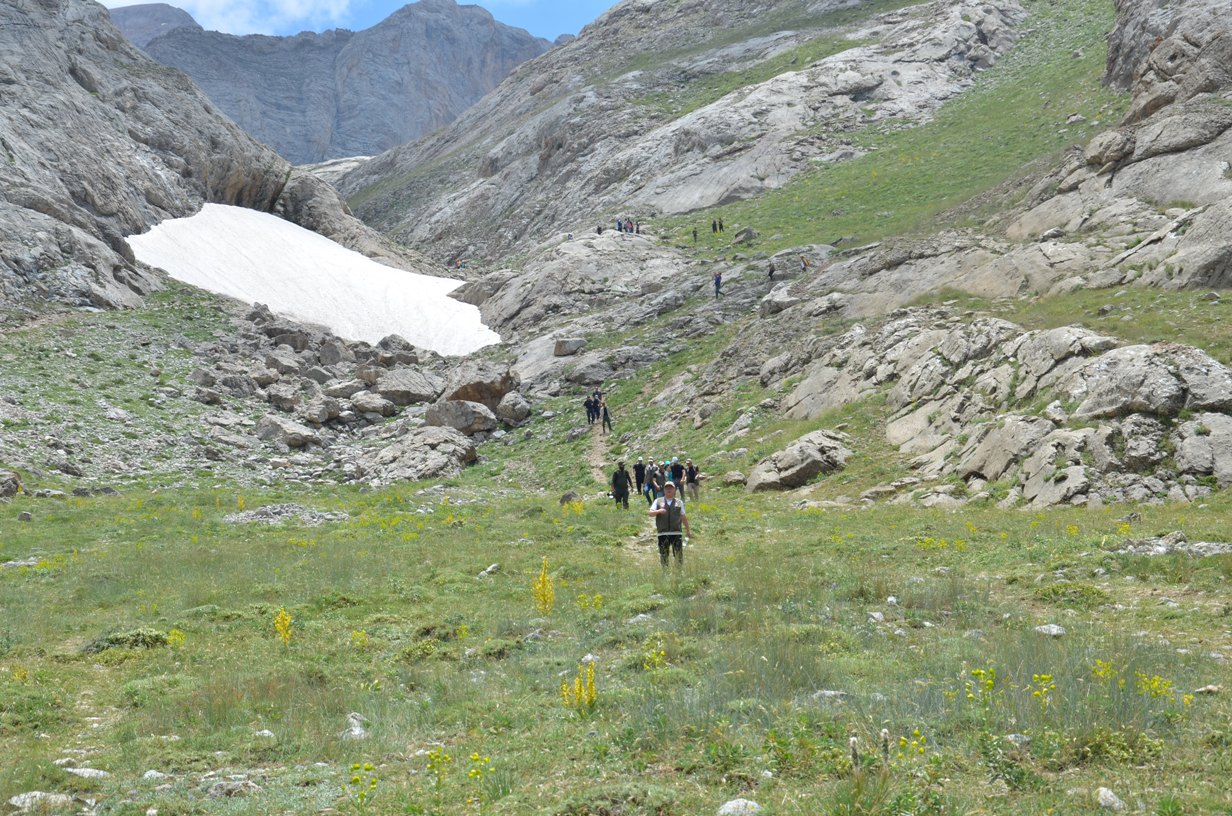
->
[667, 0, 1127, 254]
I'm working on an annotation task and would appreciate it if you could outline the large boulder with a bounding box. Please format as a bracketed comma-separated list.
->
[495, 392, 532, 426]
[443, 361, 518, 409]
[746, 431, 852, 493]
[425, 400, 499, 435]
[0, 471, 22, 498]
[759, 283, 802, 317]
[362, 426, 477, 483]
[374, 368, 444, 406]
[350, 391, 396, 417]
[255, 415, 319, 448]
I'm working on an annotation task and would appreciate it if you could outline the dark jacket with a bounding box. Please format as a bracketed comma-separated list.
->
[611, 467, 633, 495]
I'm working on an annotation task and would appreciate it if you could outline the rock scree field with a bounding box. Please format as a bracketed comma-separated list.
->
[4, 0, 1232, 813]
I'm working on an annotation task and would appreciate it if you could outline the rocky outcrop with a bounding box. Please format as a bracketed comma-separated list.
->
[746, 431, 852, 493]
[136, 0, 552, 164]
[108, 3, 201, 47]
[766, 308, 1232, 506]
[425, 399, 499, 436]
[0, 0, 420, 314]
[360, 425, 478, 484]
[0, 0, 291, 310]
[342, 0, 1025, 262]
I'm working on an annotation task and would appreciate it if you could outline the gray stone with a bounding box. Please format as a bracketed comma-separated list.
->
[495, 392, 532, 426]
[374, 368, 444, 406]
[746, 431, 852, 493]
[758, 284, 802, 317]
[425, 400, 499, 436]
[1096, 787, 1126, 812]
[360, 426, 477, 483]
[349, 390, 396, 417]
[1034, 624, 1067, 637]
[7, 792, 76, 812]
[255, 415, 319, 449]
[722, 471, 746, 486]
[717, 799, 762, 816]
[553, 338, 587, 357]
[0, 471, 21, 499]
[443, 361, 518, 409]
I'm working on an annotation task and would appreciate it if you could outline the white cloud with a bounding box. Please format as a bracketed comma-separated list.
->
[101, 0, 353, 35]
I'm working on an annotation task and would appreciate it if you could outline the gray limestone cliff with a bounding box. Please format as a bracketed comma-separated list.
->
[0, 0, 429, 315]
[127, 0, 553, 164]
[108, 3, 201, 47]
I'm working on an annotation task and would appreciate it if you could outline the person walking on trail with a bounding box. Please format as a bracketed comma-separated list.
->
[611, 461, 633, 509]
[685, 459, 700, 502]
[633, 457, 647, 497]
[669, 457, 684, 487]
[600, 400, 614, 434]
[649, 481, 692, 570]
[712, 219, 718, 235]
[692, 227, 698, 243]
[800, 254, 809, 275]
[718, 218, 724, 234]
[768, 260, 775, 281]
[646, 463, 664, 503]
[713, 270, 723, 299]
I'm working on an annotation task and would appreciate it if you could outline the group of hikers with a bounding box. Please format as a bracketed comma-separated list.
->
[714, 253, 811, 298]
[611, 457, 697, 569]
[600, 217, 643, 235]
[583, 388, 614, 433]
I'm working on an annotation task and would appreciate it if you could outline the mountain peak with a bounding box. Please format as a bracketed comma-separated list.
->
[108, 3, 201, 47]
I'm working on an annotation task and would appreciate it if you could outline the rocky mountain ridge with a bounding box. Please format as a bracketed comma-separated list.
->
[340, 0, 1025, 262]
[107, 2, 201, 47]
[118, 0, 553, 164]
[0, 0, 432, 320]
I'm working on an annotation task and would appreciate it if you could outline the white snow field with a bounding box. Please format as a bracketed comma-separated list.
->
[127, 204, 500, 356]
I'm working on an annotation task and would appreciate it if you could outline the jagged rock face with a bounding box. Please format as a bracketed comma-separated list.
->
[108, 3, 201, 47]
[761, 308, 1232, 507]
[0, 0, 292, 310]
[341, 0, 1025, 262]
[133, 0, 552, 164]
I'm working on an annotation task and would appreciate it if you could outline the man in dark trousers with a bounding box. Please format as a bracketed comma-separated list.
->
[649, 481, 692, 570]
[600, 400, 614, 434]
[584, 395, 596, 425]
[768, 260, 775, 281]
[712, 219, 718, 234]
[611, 461, 633, 509]
[713, 271, 723, 299]
[669, 457, 685, 488]
[633, 457, 647, 497]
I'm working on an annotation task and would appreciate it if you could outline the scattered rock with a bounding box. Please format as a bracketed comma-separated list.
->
[17, 511, 32, 522]
[1034, 624, 1067, 638]
[0, 471, 22, 498]
[63, 768, 110, 779]
[746, 430, 851, 492]
[477, 563, 501, 578]
[553, 338, 587, 357]
[1096, 787, 1126, 811]
[7, 792, 76, 812]
[360, 425, 477, 483]
[254, 414, 319, 448]
[207, 780, 262, 798]
[223, 503, 351, 526]
[1117, 531, 1232, 557]
[425, 399, 498, 435]
[374, 368, 443, 406]
[495, 391, 532, 426]
[722, 471, 746, 486]
[717, 799, 762, 816]
[340, 712, 369, 741]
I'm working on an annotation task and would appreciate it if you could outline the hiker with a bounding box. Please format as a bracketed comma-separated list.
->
[611, 461, 634, 509]
[800, 254, 809, 275]
[583, 395, 596, 425]
[768, 260, 775, 281]
[597, 225, 603, 235]
[616, 218, 623, 233]
[633, 457, 647, 496]
[645, 463, 664, 503]
[685, 459, 700, 502]
[649, 481, 692, 570]
[712, 219, 718, 234]
[692, 227, 698, 243]
[718, 218, 724, 233]
[669, 457, 684, 487]
[600, 400, 614, 434]
[635, 220, 641, 234]
[713, 271, 723, 299]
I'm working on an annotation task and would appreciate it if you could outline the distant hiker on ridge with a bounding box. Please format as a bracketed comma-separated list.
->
[718, 218, 724, 233]
[600, 400, 614, 434]
[768, 260, 775, 281]
[713, 270, 723, 299]
[712, 219, 718, 234]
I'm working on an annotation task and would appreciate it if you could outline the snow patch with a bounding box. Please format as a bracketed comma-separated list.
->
[127, 205, 500, 356]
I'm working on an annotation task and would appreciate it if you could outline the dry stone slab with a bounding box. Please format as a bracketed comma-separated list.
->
[746, 430, 851, 493]
[425, 400, 498, 436]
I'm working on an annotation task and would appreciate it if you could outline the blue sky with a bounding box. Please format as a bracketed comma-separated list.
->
[102, 0, 615, 40]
